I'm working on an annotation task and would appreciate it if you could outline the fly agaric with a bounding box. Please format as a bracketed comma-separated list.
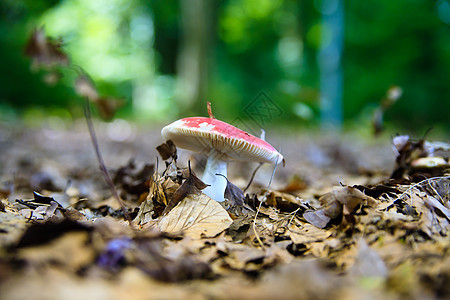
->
[161, 117, 283, 202]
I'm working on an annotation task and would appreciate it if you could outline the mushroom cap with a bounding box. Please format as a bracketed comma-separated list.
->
[161, 117, 283, 164]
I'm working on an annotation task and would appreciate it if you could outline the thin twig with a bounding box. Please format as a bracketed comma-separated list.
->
[207, 101, 215, 119]
[426, 180, 446, 205]
[253, 200, 265, 249]
[286, 207, 301, 228]
[252, 155, 280, 249]
[396, 175, 450, 205]
[258, 208, 300, 235]
[84, 99, 133, 225]
[244, 162, 263, 193]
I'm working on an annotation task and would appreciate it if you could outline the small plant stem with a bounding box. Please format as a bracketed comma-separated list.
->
[244, 162, 263, 193]
[84, 99, 132, 225]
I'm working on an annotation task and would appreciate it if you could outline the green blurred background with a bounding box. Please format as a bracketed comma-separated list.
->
[0, 0, 449, 133]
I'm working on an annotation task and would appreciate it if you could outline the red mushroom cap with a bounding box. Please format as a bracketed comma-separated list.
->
[161, 117, 283, 164]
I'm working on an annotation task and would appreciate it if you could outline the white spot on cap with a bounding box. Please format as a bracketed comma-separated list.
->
[198, 122, 216, 132]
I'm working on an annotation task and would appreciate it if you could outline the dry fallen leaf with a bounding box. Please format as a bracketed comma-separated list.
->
[158, 193, 233, 239]
[317, 186, 377, 220]
[221, 175, 244, 206]
[24, 27, 69, 69]
[288, 223, 332, 244]
[163, 168, 208, 214]
[303, 210, 330, 229]
[156, 140, 177, 161]
[262, 190, 301, 212]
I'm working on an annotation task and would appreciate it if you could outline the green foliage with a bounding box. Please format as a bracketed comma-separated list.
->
[0, 0, 448, 131]
[0, 0, 74, 111]
[344, 0, 450, 130]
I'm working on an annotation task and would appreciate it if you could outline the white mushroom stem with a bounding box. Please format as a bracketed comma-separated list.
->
[201, 153, 228, 202]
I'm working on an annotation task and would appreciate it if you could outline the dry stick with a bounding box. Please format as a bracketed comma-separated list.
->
[252, 155, 280, 249]
[84, 100, 133, 225]
[426, 179, 446, 205]
[207, 101, 215, 119]
[396, 175, 450, 205]
[243, 162, 263, 193]
[258, 207, 300, 236]
[286, 207, 301, 228]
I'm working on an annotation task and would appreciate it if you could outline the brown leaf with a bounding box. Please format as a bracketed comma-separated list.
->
[89, 196, 123, 211]
[156, 140, 177, 161]
[161, 177, 181, 201]
[25, 27, 69, 69]
[263, 190, 301, 212]
[95, 96, 125, 120]
[288, 223, 332, 245]
[318, 193, 343, 219]
[218, 174, 244, 206]
[158, 193, 233, 238]
[305, 186, 378, 228]
[303, 210, 331, 229]
[227, 216, 252, 242]
[163, 168, 208, 215]
[135, 197, 156, 225]
[149, 174, 168, 206]
[136, 173, 179, 224]
[113, 160, 154, 200]
[353, 183, 401, 199]
[320, 186, 376, 217]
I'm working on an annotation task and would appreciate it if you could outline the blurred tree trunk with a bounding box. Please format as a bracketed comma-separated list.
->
[318, 0, 344, 131]
[176, 0, 214, 115]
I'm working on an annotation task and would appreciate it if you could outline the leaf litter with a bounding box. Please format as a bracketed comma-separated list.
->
[1, 124, 449, 299]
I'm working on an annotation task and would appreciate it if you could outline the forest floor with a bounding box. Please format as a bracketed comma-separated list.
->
[0, 119, 449, 300]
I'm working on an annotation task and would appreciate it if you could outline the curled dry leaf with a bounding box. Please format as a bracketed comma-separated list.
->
[218, 174, 244, 206]
[135, 174, 179, 224]
[24, 27, 69, 69]
[149, 175, 169, 206]
[156, 140, 177, 161]
[113, 160, 154, 201]
[303, 210, 330, 229]
[321, 186, 376, 216]
[163, 168, 208, 215]
[158, 193, 233, 239]
[261, 190, 301, 212]
[305, 186, 377, 228]
[95, 97, 125, 120]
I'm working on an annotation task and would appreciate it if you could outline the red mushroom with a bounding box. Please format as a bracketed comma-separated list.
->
[161, 117, 283, 202]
